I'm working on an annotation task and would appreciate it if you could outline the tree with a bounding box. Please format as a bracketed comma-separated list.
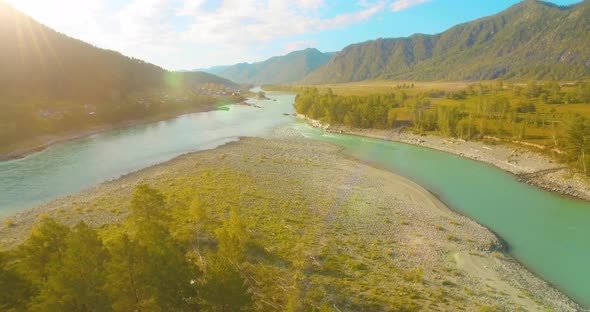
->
[106, 234, 157, 312]
[202, 209, 252, 311]
[128, 184, 171, 248]
[387, 109, 398, 128]
[16, 219, 70, 285]
[107, 235, 157, 311]
[0, 251, 34, 311]
[567, 116, 590, 176]
[186, 195, 210, 269]
[215, 209, 249, 264]
[130, 184, 168, 226]
[107, 185, 199, 311]
[202, 256, 252, 312]
[106, 232, 199, 312]
[30, 222, 110, 312]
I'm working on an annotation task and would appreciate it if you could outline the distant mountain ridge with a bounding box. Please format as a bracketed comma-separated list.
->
[0, 1, 238, 151]
[0, 1, 236, 100]
[304, 0, 590, 83]
[200, 48, 334, 85]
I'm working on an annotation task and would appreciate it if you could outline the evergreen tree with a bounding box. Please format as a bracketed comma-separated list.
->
[30, 222, 110, 312]
[15, 219, 70, 285]
[0, 251, 33, 311]
[567, 116, 590, 176]
[107, 184, 199, 311]
[202, 209, 252, 311]
[106, 234, 156, 312]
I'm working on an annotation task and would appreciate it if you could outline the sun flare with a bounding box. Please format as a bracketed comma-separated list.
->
[3, 0, 97, 29]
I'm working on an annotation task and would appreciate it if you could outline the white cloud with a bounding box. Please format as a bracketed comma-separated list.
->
[177, 0, 207, 16]
[115, 0, 177, 47]
[391, 0, 431, 12]
[180, 0, 385, 46]
[4, 0, 388, 69]
[299, 0, 326, 10]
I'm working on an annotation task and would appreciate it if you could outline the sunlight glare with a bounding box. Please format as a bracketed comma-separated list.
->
[3, 0, 102, 29]
[5, 0, 61, 24]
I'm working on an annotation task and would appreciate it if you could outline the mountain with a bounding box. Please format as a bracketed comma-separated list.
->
[0, 1, 237, 151]
[304, 0, 590, 83]
[0, 2, 237, 97]
[202, 48, 334, 85]
[197, 65, 232, 75]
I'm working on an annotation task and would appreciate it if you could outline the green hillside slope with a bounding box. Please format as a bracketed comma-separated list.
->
[304, 0, 590, 83]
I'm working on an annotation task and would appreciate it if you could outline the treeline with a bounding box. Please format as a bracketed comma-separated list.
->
[295, 88, 402, 128]
[295, 83, 590, 176]
[0, 185, 253, 311]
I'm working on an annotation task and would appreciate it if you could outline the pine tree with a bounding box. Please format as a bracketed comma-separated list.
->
[107, 185, 199, 311]
[202, 209, 252, 311]
[30, 222, 110, 312]
[567, 116, 590, 176]
[0, 251, 34, 311]
[16, 219, 70, 285]
[106, 234, 156, 312]
[129, 184, 170, 239]
[203, 256, 252, 312]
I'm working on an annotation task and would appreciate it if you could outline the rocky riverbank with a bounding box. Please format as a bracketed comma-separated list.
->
[298, 115, 590, 201]
[0, 136, 579, 311]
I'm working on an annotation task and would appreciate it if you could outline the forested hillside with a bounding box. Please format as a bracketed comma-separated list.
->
[202, 48, 334, 84]
[0, 2, 239, 153]
[304, 0, 590, 83]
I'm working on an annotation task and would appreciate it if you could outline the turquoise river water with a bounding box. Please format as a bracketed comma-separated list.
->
[0, 92, 589, 307]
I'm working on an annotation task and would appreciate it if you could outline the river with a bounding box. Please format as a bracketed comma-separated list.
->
[1, 91, 589, 307]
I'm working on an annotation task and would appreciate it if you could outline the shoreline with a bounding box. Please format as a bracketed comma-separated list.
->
[281, 125, 585, 309]
[298, 114, 590, 202]
[0, 102, 222, 162]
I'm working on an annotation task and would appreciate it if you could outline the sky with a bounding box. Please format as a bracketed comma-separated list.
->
[4, 0, 583, 70]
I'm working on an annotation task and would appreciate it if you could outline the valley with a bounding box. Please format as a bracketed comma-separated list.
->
[1, 0, 590, 310]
